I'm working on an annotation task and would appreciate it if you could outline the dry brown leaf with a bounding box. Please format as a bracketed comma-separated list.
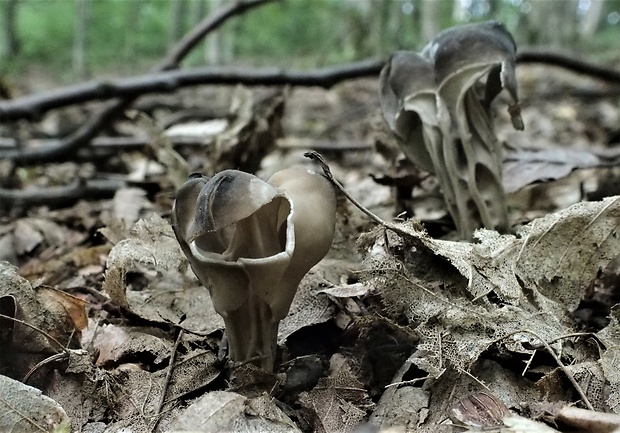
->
[112, 187, 151, 226]
[299, 354, 373, 433]
[0, 262, 73, 354]
[38, 286, 88, 331]
[169, 391, 300, 433]
[502, 144, 620, 194]
[103, 213, 223, 334]
[361, 196, 620, 400]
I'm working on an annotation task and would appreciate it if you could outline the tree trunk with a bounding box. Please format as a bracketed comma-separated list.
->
[580, 0, 604, 37]
[169, 0, 188, 46]
[527, 0, 578, 46]
[124, 1, 141, 66]
[1, 0, 20, 59]
[420, 0, 440, 43]
[72, 0, 90, 80]
[207, 0, 233, 65]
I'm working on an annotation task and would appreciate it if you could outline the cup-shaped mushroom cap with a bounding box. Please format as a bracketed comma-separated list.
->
[422, 20, 523, 130]
[379, 51, 438, 173]
[267, 167, 337, 319]
[171, 173, 209, 248]
[171, 167, 337, 370]
[422, 21, 516, 77]
[172, 170, 290, 313]
[190, 169, 280, 241]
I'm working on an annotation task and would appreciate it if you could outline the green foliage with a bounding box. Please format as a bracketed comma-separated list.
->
[231, 0, 352, 67]
[16, 0, 75, 67]
[1, 0, 618, 82]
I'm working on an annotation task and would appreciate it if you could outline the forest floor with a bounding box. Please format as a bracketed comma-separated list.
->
[1, 59, 620, 433]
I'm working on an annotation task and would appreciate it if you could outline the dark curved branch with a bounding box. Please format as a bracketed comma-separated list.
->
[161, 0, 277, 70]
[0, 0, 275, 165]
[2, 50, 618, 126]
[1, 43, 618, 165]
[516, 50, 620, 83]
[0, 59, 385, 123]
[0, 179, 124, 209]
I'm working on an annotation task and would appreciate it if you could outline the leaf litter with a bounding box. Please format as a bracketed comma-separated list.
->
[0, 61, 619, 433]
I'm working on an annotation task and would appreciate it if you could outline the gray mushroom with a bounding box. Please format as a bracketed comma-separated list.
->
[379, 21, 524, 240]
[172, 168, 336, 371]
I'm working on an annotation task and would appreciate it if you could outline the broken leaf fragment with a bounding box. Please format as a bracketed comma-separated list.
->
[102, 214, 223, 334]
[0, 374, 70, 433]
[172, 167, 336, 371]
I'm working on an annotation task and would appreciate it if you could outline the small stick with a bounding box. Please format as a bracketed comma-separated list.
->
[0, 313, 66, 352]
[304, 151, 420, 240]
[304, 151, 386, 226]
[150, 328, 185, 433]
[495, 329, 594, 411]
[23, 352, 69, 383]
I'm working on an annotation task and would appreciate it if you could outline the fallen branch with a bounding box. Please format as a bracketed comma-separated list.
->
[0, 59, 385, 123]
[0, 135, 206, 151]
[2, 49, 617, 126]
[0, 0, 275, 165]
[517, 49, 620, 83]
[0, 178, 124, 209]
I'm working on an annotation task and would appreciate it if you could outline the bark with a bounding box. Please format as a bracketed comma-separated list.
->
[420, 0, 439, 43]
[580, 0, 605, 37]
[169, 0, 188, 46]
[1, 0, 20, 59]
[72, 0, 91, 80]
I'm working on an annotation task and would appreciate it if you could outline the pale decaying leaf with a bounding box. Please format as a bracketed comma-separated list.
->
[361, 196, 620, 407]
[86, 323, 171, 367]
[103, 213, 224, 334]
[278, 267, 337, 344]
[501, 143, 620, 194]
[299, 354, 374, 433]
[597, 306, 620, 413]
[169, 391, 300, 433]
[0, 374, 70, 433]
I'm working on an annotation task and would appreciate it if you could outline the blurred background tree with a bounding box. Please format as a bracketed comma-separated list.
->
[0, 0, 618, 88]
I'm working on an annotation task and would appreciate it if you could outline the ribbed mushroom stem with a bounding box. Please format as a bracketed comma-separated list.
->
[224, 291, 279, 371]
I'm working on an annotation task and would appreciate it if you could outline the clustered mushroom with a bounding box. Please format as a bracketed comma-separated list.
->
[379, 21, 524, 240]
[172, 167, 337, 372]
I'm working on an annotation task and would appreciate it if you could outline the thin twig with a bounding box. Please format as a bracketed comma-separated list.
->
[151, 328, 185, 433]
[457, 366, 491, 391]
[304, 151, 393, 228]
[304, 151, 433, 262]
[495, 329, 594, 410]
[0, 60, 385, 123]
[0, 313, 66, 352]
[23, 352, 69, 383]
[385, 375, 433, 389]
